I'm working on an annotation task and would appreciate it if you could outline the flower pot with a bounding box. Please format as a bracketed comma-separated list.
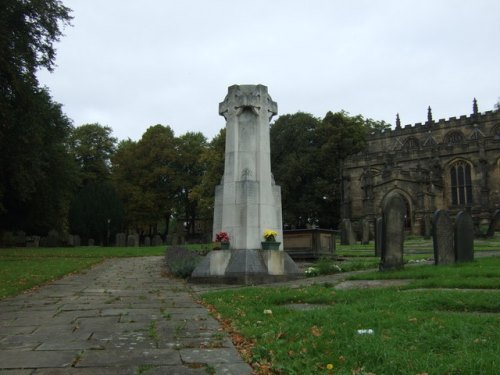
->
[213, 241, 222, 250]
[221, 241, 230, 250]
[261, 241, 281, 250]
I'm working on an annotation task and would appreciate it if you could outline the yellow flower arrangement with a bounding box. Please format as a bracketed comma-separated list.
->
[263, 229, 278, 242]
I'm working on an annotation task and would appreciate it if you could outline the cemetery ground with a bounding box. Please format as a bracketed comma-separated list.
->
[1, 237, 499, 374]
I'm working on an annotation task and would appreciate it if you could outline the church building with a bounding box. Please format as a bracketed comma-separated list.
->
[341, 99, 500, 236]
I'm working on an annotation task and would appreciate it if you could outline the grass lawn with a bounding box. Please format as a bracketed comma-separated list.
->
[202, 256, 500, 375]
[0, 246, 165, 299]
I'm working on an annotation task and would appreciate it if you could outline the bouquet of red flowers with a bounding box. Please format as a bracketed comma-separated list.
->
[215, 231, 230, 242]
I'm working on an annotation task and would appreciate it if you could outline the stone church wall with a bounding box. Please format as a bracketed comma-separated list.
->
[342, 101, 500, 236]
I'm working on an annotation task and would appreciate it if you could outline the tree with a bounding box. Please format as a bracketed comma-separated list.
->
[0, 0, 75, 235]
[68, 181, 124, 245]
[270, 112, 322, 228]
[315, 111, 375, 228]
[111, 125, 178, 235]
[0, 86, 78, 234]
[191, 128, 226, 219]
[270, 110, 381, 230]
[0, 0, 72, 90]
[173, 132, 207, 236]
[69, 123, 117, 184]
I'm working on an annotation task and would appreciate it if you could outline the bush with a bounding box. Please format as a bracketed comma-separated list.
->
[165, 246, 200, 278]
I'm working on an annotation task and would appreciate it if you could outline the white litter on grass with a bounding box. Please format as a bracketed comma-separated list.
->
[357, 329, 374, 335]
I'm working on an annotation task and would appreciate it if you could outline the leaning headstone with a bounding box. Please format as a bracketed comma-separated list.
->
[116, 233, 126, 247]
[485, 209, 500, 238]
[152, 234, 163, 246]
[374, 217, 382, 257]
[455, 211, 474, 262]
[432, 210, 455, 265]
[143, 236, 151, 247]
[361, 218, 370, 245]
[380, 194, 405, 271]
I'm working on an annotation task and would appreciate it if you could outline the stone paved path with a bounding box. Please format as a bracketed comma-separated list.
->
[0, 257, 252, 375]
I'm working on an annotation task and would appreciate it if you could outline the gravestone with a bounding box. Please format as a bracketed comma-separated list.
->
[374, 217, 382, 257]
[67, 234, 75, 247]
[116, 233, 126, 247]
[152, 234, 163, 246]
[340, 219, 356, 245]
[361, 218, 370, 245]
[127, 234, 139, 247]
[423, 215, 432, 239]
[432, 210, 455, 265]
[379, 194, 405, 271]
[143, 236, 151, 247]
[455, 211, 474, 262]
[88, 238, 95, 246]
[73, 235, 81, 247]
[15, 231, 26, 247]
[485, 209, 500, 238]
[46, 230, 60, 247]
[26, 236, 40, 247]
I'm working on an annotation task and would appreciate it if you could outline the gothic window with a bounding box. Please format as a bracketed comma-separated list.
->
[493, 125, 500, 141]
[403, 137, 419, 150]
[445, 131, 464, 145]
[450, 161, 472, 206]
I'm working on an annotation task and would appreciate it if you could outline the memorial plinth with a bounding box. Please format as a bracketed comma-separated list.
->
[190, 84, 300, 284]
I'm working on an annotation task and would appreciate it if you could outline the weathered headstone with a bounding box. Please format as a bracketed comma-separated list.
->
[432, 210, 455, 265]
[423, 215, 432, 239]
[374, 217, 382, 257]
[455, 211, 474, 262]
[73, 235, 81, 247]
[46, 230, 60, 247]
[340, 219, 356, 245]
[88, 238, 95, 246]
[485, 209, 500, 238]
[380, 194, 405, 271]
[143, 236, 151, 247]
[152, 234, 163, 246]
[361, 218, 370, 245]
[15, 231, 26, 247]
[116, 233, 126, 247]
[127, 234, 139, 247]
[26, 236, 40, 247]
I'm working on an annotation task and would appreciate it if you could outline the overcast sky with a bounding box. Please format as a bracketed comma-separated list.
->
[37, 0, 500, 142]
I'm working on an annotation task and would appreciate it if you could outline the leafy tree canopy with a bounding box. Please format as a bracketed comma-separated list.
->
[69, 123, 117, 184]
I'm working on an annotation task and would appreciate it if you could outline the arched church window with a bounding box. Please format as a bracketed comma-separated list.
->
[450, 161, 472, 205]
[445, 131, 464, 145]
[493, 125, 500, 140]
[403, 137, 419, 150]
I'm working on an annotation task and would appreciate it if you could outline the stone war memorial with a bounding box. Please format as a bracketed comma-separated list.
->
[191, 84, 300, 284]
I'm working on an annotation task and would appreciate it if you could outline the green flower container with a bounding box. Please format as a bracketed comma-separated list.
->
[261, 241, 281, 250]
[221, 242, 230, 250]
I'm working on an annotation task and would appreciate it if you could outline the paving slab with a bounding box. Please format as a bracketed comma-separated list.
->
[0, 257, 252, 374]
